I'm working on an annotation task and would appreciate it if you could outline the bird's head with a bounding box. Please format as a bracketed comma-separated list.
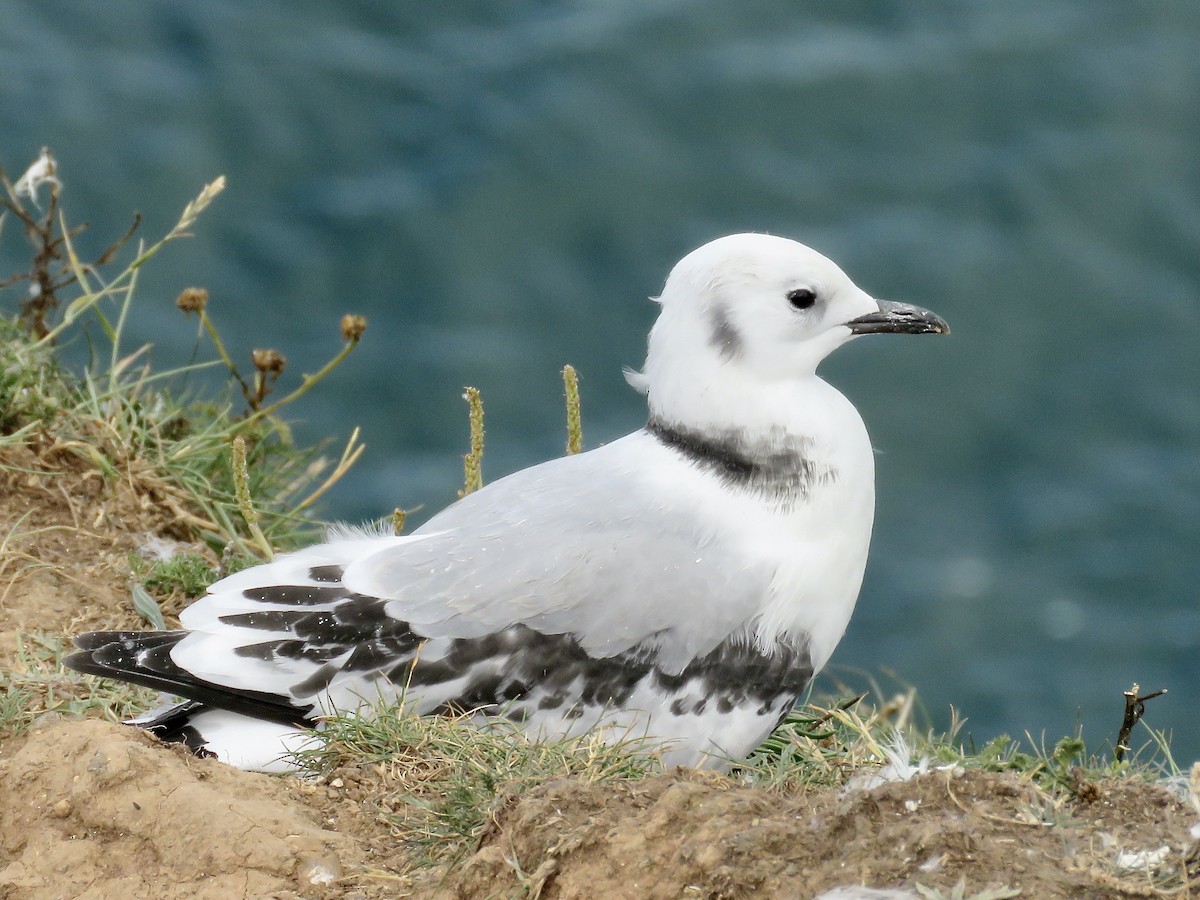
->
[627, 233, 948, 411]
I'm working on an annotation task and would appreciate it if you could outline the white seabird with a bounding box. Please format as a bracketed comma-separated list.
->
[66, 233, 949, 772]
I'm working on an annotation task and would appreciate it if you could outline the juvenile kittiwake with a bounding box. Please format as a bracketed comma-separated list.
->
[66, 233, 949, 772]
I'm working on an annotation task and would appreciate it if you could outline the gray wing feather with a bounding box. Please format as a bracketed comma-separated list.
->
[343, 434, 773, 672]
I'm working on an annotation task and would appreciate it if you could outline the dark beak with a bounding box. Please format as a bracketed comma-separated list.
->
[847, 300, 950, 336]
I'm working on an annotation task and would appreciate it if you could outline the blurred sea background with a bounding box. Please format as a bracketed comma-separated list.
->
[2, 2, 1197, 760]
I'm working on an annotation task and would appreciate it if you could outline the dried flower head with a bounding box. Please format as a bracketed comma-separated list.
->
[340, 314, 367, 342]
[251, 348, 287, 374]
[176, 287, 209, 313]
[13, 147, 60, 205]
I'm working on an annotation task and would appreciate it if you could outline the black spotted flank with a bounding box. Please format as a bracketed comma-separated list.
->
[408, 625, 813, 724]
[646, 416, 836, 506]
[652, 636, 812, 715]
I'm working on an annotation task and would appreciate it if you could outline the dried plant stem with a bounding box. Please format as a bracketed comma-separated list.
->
[231, 436, 273, 560]
[295, 427, 365, 512]
[562, 364, 582, 455]
[1114, 682, 1167, 762]
[198, 307, 252, 398]
[36, 176, 225, 348]
[243, 334, 362, 427]
[460, 387, 485, 496]
[164, 175, 226, 242]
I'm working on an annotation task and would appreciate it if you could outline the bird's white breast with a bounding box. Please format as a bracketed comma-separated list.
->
[671, 375, 876, 672]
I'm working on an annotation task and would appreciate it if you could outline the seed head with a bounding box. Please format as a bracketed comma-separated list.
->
[13, 147, 60, 205]
[176, 287, 209, 314]
[340, 314, 367, 342]
[251, 348, 287, 374]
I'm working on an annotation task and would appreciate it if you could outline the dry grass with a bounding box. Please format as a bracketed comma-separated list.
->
[0, 632, 158, 736]
[0, 150, 366, 561]
[291, 700, 662, 864]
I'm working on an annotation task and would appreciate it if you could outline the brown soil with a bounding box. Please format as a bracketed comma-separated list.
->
[0, 720, 351, 899]
[0, 441, 193, 655]
[451, 767, 1200, 899]
[3, 441, 1199, 899]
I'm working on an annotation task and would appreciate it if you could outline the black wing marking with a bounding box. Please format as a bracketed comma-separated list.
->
[68, 562, 815, 739]
[63, 631, 313, 728]
[130, 700, 218, 757]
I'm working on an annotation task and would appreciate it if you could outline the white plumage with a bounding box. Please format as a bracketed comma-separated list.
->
[67, 233, 948, 771]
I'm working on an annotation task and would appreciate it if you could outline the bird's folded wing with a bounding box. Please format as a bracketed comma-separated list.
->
[343, 432, 776, 670]
[165, 432, 778, 708]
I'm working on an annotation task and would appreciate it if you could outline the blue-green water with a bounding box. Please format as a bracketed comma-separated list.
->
[3, 3, 1198, 760]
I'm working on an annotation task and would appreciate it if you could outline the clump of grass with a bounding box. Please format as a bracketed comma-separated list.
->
[138, 552, 220, 598]
[0, 149, 367, 558]
[292, 701, 661, 863]
[742, 691, 908, 792]
[123, 548, 257, 628]
[0, 318, 67, 434]
[745, 679, 1182, 802]
[128, 550, 230, 601]
[293, 674, 1183, 872]
[0, 633, 158, 736]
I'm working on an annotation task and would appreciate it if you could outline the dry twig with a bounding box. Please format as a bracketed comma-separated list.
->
[1115, 682, 1167, 762]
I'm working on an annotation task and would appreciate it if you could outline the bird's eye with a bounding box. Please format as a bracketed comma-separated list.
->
[787, 288, 817, 310]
